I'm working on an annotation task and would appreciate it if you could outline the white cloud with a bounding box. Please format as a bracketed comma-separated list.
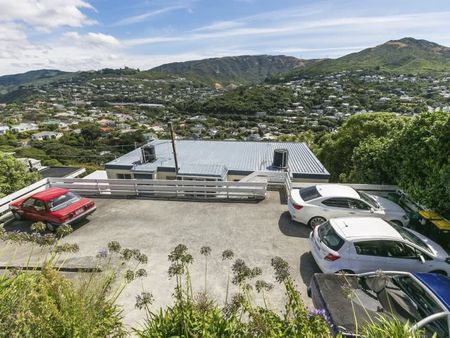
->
[115, 5, 188, 26]
[64, 32, 121, 47]
[0, 0, 95, 30]
[192, 20, 245, 32]
[126, 11, 450, 47]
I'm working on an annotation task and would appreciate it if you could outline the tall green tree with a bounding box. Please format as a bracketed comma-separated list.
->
[0, 155, 40, 197]
[390, 112, 450, 214]
[317, 112, 407, 182]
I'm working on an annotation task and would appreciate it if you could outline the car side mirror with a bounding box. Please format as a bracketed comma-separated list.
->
[370, 207, 375, 213]
[418, 255, 426, 264]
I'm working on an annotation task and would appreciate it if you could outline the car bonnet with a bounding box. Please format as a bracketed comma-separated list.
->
[412, 272, 450, 311]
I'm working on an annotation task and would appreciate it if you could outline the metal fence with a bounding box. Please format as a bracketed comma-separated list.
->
[48, 178, 267, 201]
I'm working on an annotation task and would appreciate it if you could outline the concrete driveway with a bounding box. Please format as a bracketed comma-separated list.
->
[2, 191, 321, 329]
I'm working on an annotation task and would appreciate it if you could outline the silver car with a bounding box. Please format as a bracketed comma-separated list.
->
[288, 184, 409, 228]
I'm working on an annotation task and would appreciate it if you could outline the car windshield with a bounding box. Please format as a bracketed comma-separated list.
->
[359, 275, 448, 337]
[357, 191, 379, 208]
[299, 186, 321, 202]
[48, 192, 81, 211]
[391, 224, 432, 254]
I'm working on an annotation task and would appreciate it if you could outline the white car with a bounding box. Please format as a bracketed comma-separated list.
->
[288, 184, 409, 228]
[309, 217, 450, 275]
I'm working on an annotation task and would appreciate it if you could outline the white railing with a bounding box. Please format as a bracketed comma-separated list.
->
[48, 178, 267, 201]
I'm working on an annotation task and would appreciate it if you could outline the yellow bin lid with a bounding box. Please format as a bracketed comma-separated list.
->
[431, 219, 450, 231]
[419, 210, 443, 220]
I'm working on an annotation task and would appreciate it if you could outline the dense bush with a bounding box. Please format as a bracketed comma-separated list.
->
[317, 111, 450, 214]
[0, 154, 40, 197]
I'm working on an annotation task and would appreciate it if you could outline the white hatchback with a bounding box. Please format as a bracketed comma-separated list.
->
[308, 217, 450, 275]
[288, 184, 409, 228]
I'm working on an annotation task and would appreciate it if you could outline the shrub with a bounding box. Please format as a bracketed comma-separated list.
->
[134, 246, 331, 338]
[0, 224, 148, 338]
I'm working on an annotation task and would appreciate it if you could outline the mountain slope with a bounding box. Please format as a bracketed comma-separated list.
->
[0, 69, 71, 92]
[149, 55, 315, 84]
[289, 37, 450, 76]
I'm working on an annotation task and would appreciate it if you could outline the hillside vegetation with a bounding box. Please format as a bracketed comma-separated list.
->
[149, 55, 315, 85]
[285, 38, 450, 77]
[0, 69, 71, 93]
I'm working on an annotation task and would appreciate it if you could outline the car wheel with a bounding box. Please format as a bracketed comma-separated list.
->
[308, 216, 326, 229]
[391, 220, 403, 227]
[430, 270, 447, 276]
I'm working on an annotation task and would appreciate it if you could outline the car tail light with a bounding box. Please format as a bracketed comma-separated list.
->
[324, 253, 340, 261]
[291, 201, 303, 210]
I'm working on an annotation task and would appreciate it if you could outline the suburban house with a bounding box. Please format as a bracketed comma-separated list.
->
[105, 139, 330, 182]
[0, 125, 9, 135]
[10, 123, 39, 133]
[31, 131, 63, 141]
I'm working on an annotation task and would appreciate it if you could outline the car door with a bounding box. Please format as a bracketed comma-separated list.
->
[321, 198, 354, 218]
[381, 240, 431, 273]
[350, 240, 391, 272]
[32, 199, 49, 222]
[19, 198, 38, 220]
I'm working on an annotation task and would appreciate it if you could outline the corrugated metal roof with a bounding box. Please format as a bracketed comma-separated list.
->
[178, 163, 227, 178]
[106, 139, 330, 178]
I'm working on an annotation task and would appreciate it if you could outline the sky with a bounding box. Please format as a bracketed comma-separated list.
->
[1, 0, 450, 75]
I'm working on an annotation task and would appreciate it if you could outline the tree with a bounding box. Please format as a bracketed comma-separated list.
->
[0, 155, 40, 197]
[317, 112, 407, 181]
[80, 123, 101, 146]
[390, 112, 450, 214]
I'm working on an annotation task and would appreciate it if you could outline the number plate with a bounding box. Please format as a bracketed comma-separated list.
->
[75, 208, 83, 216]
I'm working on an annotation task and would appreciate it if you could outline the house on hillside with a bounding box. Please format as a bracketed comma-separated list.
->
[11, 123, 39, 133]
[31, 131, 63, 141]
[105, 139, 330, 182]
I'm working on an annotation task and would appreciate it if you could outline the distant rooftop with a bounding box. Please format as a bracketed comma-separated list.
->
[39, 166, 85, 179]
[105, 139, 330, 180]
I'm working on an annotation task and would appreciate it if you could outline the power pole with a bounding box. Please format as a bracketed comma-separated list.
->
[168, 122, 179, 174]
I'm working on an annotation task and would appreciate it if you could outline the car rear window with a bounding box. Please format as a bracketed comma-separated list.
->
[318, 221, 345, 251]
[300, 186, 321, 202]
[48, 192, 81, 211]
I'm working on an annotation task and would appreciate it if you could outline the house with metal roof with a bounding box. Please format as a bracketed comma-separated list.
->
[105, 139, 330, 182]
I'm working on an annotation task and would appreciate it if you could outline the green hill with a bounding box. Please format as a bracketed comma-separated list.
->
[0, 69, 72, 93]
[287, 37, 450, 77]
[149, 55, 316, 85]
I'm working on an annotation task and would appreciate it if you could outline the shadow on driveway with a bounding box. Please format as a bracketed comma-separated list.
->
[299, 252, 321, 286]
[4, 218, 90, 235]
[278, 211, 311, 238]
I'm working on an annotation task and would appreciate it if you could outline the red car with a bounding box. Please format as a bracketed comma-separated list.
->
[10, 187, 96, 231]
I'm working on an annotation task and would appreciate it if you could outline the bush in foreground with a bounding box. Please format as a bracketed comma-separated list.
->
[134, 245, 331, 338]
[0, 224, 147, 338]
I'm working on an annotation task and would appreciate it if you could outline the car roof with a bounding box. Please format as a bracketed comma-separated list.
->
[413, 272, 450, 311]
[316, 184, 360, 199]
[31, 187, 70, 201]
[331, 217, 403, 240]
